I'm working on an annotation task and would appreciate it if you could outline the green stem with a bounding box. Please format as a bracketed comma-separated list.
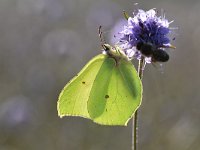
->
[132, 57, 145, 150]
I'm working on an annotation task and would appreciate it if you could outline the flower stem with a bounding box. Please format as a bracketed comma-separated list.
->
[132, 56, 145, 150]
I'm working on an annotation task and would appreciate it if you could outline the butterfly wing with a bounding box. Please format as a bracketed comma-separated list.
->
[57, 54, 106, 119]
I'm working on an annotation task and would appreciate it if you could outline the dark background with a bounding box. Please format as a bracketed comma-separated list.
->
[0, 0, 199, 150]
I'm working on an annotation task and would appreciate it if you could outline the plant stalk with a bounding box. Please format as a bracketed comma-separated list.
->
[132, 57, 145, 150]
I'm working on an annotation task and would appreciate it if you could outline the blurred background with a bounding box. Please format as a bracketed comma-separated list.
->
[0, 0, 199, 150]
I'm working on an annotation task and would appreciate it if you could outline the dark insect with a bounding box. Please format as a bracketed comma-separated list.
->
[152, 49, 169, 62]
[136, 42, 169, 62]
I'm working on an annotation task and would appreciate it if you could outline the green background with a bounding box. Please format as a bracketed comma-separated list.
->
[0, 0, 199, 150]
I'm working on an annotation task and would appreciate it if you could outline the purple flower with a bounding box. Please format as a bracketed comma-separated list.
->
[119, 9, 175, 63]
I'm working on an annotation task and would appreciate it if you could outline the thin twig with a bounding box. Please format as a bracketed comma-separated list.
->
[132, 56, 145, 150]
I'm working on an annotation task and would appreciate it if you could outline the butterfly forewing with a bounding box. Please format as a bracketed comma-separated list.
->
[58, 54, 106, 119]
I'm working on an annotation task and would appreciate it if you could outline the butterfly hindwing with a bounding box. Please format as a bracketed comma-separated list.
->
[87, 58, 142, 126]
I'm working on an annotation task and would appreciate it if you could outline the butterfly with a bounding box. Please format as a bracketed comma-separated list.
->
[57, 27, 142, 126]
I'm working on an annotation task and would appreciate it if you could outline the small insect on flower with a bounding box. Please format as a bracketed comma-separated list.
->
[120, 9, 175, 63]
[136, 42, 169, 62]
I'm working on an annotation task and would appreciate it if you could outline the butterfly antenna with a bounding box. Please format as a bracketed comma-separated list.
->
[98, 26, 107, 49]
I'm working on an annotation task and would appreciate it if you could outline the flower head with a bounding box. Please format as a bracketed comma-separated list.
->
[119, 9, 175, 63]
